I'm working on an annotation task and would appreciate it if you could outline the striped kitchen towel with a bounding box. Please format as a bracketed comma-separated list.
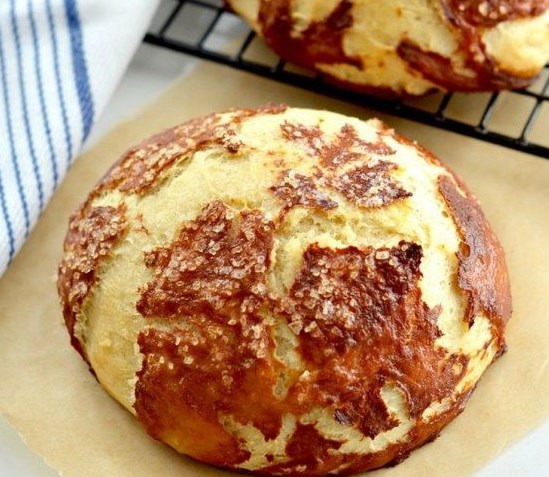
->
[0, 0, 159, 277]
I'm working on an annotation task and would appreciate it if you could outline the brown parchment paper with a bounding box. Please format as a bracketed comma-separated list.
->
[0, 62, 548, 477]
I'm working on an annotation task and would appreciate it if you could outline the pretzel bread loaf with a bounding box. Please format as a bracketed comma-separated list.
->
[58, 105, 511, 475]
[226, 0, 549, 95]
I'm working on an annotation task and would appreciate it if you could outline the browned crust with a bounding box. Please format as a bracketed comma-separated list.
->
[57, 204, 127, 362]
[57, 104, 287, 359]
[280, 121, 395, 168]
[258, 0, 361, 69]
[233, 0, 547, 94]
[258, 391, 472, 477]
[255, 0, 406, 96]
[387, 124, 511, 348]
[326, 161, 412, 208]
[259, 424, 346, 476]
[135, 326, 255, 467]
[438, 175, 511, 345]
[134, 198, 468, 474]
[96, 104, 288, 196]
[281, 243, 466, 430]
[137, 201, 275, 320]
[411, 0, 549, 90]
[135, 201, 284, 466]
[397, 40, 536, 91]
[442, 0, 549, 28]
[340, 387, 472, 476]
[271, 170, 339, 210]
[278, 120, 410, 209]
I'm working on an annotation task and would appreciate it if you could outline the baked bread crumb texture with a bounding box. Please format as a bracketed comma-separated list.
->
[58, 105, 511, 476]
[227, 0, 549, 95]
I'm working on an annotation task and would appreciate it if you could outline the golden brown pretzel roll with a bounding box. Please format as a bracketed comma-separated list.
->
[226, 0, 549, 96]
[58, 105, 511, 475]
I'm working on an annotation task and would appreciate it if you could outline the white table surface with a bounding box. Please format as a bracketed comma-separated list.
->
[0, 42, 547, 477]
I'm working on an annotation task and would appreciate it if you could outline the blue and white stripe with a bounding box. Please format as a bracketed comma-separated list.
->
[0, 0, 93, 275]
[0, 0, 158, 277]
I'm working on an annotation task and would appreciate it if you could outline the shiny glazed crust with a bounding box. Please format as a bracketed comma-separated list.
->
[58, 105, 511, 475]
[226, 0, 549, 96]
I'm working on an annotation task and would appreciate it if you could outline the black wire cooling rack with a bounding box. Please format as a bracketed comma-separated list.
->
[144, 0, 549, 159]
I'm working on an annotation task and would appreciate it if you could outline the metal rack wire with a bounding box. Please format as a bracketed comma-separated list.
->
[144, 0, 549, 159]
